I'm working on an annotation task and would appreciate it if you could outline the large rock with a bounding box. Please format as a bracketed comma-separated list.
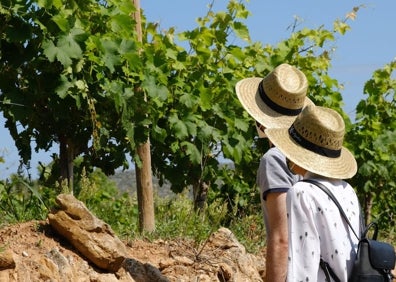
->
[48, 193, 129, 272]
[47, 194, 170, 281]
[204, 227, 263, 281]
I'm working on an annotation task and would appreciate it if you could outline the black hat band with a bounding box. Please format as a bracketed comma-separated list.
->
[288, 124, 341, 158]
[258, 81, 302, 116]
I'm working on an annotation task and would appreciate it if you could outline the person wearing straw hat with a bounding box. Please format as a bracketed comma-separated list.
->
[265, 105, 360, 281]
[235, 63, 314, 281]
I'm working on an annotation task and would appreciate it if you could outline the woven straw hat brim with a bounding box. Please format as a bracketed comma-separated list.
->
[265, 127, 357, 179]
[235, 77, 314, 128]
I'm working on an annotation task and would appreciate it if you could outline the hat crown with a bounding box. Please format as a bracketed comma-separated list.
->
[293, 106, 345, 151]
[262, 63, 308, 111]
[264, 105, 357, 179]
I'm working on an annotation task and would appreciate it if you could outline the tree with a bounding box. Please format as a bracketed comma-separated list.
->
[0, 0, 351, 203]
[346, 61, 396, 230]
[0, 0, 147, 190]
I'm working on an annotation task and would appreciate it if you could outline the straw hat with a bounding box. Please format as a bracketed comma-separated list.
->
[235, 63, 313, 129]
[265, 105, 357, 179]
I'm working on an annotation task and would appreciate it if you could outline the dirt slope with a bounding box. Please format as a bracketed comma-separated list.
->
[0, 220, 266, 281]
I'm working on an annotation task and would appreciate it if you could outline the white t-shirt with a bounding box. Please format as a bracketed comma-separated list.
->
[286, 172, 361, 281]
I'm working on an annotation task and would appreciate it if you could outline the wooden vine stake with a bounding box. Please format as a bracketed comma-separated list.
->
[132, 0, 155, 232]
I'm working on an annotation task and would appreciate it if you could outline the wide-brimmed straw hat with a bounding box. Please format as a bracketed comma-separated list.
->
[235, 63, 313, 129]
[265, 105, 357, 179]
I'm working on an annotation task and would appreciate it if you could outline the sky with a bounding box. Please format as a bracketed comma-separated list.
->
[1, 0, 395, 179]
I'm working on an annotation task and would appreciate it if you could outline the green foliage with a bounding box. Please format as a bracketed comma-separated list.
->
[0, 0, 350, 190]
[153, 193, 265, 253]
[31, 168, 265, 253]
[346, 61, 396, 234]
[76, 168, 139, 237]
[0, 176, 55, 225]
[153, 193, 221, 242]
[0, 0, 143, 179]
[228, 213, 266, 253]
[64, 168, 265, 252]
[1, 166, 394, 252]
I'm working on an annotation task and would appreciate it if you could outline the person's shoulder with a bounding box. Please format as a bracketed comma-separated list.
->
[263, 146, 285, 159]
[289, 180, 314, 197]
[261, 147, 287, 169]
[291, 180, 309, 190]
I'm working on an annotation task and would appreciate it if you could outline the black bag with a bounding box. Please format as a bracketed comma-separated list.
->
[303, 179, 396, 282]
[349, 222, 395, 282]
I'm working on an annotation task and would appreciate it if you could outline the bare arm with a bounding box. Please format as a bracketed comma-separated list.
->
[264, 192, 288, 282]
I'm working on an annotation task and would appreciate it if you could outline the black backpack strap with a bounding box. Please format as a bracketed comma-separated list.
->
[302, 179, 361, 282]
[320, 258, 341, 282]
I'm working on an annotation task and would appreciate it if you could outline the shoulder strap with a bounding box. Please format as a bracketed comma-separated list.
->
[302, 179, 360, 240]
[303, 179, 360, 282]
[320, 258, 341, 282]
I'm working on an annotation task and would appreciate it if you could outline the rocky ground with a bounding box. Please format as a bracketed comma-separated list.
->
[0, 194, 266, 282]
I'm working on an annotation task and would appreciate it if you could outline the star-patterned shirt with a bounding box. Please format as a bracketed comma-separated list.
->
[286, 172, 361, 281]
